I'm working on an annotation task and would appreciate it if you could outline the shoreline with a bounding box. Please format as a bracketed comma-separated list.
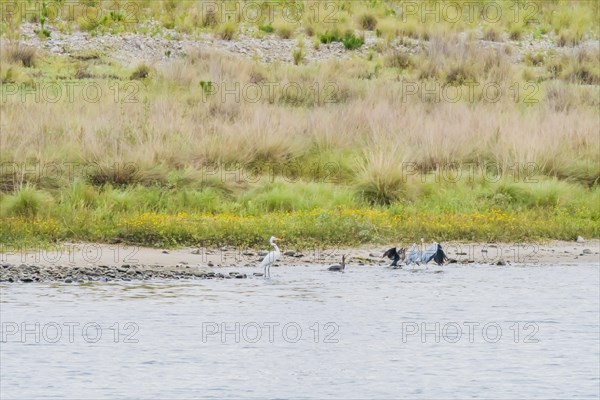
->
[1, 240, 598, 283]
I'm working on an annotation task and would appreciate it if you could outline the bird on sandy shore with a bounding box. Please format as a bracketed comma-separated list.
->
[382, 247, 405, 268]
[259, 236, 280, 278]
[328, 255, 348, 271]
[405, 240, 448, 266]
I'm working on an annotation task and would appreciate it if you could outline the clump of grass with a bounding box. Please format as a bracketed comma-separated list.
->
[3, 43, 37, 67]
[241, 180, 357, 212]
[356, 148, 410, 205]
[483, 25, 503, 42]
[74, 65, 94, 79]
[130, 63, 151, 80]
[71, 49, 103, 61]
[217, 21, 237, 40]
[556, 29, 579, 47]
[508, 23, 524, 41]
[358, 14, 378, 31]
[0, 186, 53, 218]
[385, 50, 413, 70]
[292, 47, 305, 65]
[202, 10, 219, 27]
[341, 32, 365, 50]
[258, 23, 274, 33]
[0, 65, 33, 85]
[86, 163, 142, 187]
[319, 30, 340, 44]
[562, 49, 600, 85]
[319, 30, 364, 50]
[275, 23, 294, 39]
[524, 52, 546, 67]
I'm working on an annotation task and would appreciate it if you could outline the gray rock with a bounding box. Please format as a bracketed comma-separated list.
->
[582, 249, 592, 254]
[162, 250, 169, 254]
[496, 260, 507, 266]
[284, 251, 296, 256]
[64, 278, 73, 283]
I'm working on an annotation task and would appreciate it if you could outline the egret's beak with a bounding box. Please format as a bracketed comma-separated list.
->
[274, 237, 281, 241]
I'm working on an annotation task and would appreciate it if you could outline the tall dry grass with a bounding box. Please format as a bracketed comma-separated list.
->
[1, 38, 599, 191]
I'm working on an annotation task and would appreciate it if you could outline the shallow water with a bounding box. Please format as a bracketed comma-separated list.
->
[1, 264, 599, 399]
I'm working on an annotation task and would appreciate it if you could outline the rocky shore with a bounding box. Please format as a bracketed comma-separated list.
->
[0, 263, 253, 283]
[12, 22, 600, 66]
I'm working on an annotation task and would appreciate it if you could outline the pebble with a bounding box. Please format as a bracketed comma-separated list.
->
[284, 251, 296, 256]
[582, 249, 592, 254]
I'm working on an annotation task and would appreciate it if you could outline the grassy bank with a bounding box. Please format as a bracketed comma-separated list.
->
[1, 1, 599, 248]
[2, 177, 598, 248]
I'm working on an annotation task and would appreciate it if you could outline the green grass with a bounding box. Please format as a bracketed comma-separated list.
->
[1, 176, 598, 248]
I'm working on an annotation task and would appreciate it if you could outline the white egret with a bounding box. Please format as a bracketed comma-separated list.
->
[328, 255, 347, 271]
[259, 236, 281, 278]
